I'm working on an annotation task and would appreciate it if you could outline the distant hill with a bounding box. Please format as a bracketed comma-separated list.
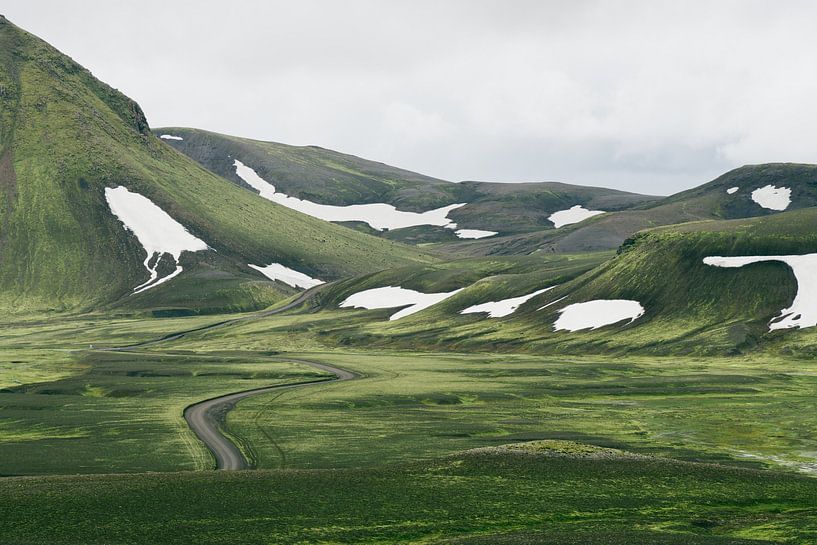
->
[160, 129, 817, 257]
[156, 127, 660, 240]
[442, 163, 817, 255]
[0, 17, 433, 314]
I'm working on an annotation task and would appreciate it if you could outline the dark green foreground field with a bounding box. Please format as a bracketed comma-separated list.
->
[3, 443, 817, 545]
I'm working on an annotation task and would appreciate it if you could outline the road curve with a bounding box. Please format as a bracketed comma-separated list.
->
[103, 282, 358, 470]
[183, 359, 355, 470]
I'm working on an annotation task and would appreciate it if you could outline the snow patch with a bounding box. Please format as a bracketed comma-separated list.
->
[160, 134, 184, 141]
[455, 229, 498, 239]
[249, 263, 323, 290]
[751, 185, 791, 211]
[553, 299, 645, 331]
[704, 254, 817, 330]
[548, 205, 605, 228]
[726, 186, 739, 194]
[461, 287, 553, 318]
[234, 159, 465, 231]
[104, 186, 208, 293]
[340, 286, 462, 320]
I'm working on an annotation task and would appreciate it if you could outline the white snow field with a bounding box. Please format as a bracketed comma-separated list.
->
[454, 229, 498, 239]
[159, 134, 184, 141]
[340, 286, 463, 320]
[248, 263, 323, 289]
[727, 186, 739, 194]
[461, 287, 553, 318]
[548, 205, 605, 228]
[104, 186, 209, 293]
[234, 159, 466, 231]
[751, 185, 791, 211]
[704, 253, 817, 330]
[553, 299, 645, 331]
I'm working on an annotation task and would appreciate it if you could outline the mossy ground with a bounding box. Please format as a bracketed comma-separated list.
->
[2, 444, 816, 544]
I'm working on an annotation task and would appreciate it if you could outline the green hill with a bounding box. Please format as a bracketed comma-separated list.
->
[287, 204, 817, 356]
[446, 163, 817, 256]
[161, 128, 817, 257]
[0, 17, 433, 314]
[156, 127, 659, 239]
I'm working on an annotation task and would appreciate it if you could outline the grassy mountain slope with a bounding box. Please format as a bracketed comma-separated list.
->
[447, 180, 660, 235]
[157, 127, 659, 237]
[0, 17, 433, 314]
[445, 163, 817, 256]
[155, 127, 457, 211]
[166, 128, 817, 257]
[273, 205, 817, 355]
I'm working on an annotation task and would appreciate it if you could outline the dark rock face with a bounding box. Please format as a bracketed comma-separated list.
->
[128, 99, 150, 135]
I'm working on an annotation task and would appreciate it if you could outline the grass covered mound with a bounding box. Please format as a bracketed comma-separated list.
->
[470, 439, 640, 459]
[1, 442, 815, 544]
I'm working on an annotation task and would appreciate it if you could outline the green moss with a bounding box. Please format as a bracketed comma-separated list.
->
[1, 447, 816, 544]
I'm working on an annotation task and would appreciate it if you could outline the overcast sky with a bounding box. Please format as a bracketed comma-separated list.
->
[5, 1, 817, 194]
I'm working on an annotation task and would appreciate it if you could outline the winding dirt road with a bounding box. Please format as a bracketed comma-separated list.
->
[183, 359, 355, 470]
[108, 283, 357, 470]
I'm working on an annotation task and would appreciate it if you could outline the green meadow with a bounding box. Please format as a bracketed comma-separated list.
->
[2, 270, 817, 543]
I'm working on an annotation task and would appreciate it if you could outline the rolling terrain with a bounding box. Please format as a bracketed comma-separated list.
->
[159, 127, 817, 260]
[445, 163, 817, 256]
[279, 204, 817, 357]
[158, 127, 660, 241]
[4, 14, 817, 545]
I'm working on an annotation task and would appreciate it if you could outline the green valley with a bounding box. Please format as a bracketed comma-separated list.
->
[2, 9, 817, 545]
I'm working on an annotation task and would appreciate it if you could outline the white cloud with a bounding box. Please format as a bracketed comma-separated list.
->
[7, 0, 817, 194]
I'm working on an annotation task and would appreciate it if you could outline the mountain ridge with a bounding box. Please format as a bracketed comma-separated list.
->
[0, 17, 434, 314]
[157, 127, 661, 239]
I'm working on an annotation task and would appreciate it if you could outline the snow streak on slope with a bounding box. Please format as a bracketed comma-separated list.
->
[553, 299, 645, 331]
[461, 287, 553, 318]
[160, 134, 184, 141]
[234, 159, 465, 231]
[454, 229, 498, 239]
[704, 254, 817, 330]
[751, 185, 791, 211]
[340, 286, 462, 320]
[105, 187, 208, 293]
[249, 263, 323, 289]
[548, 205, 605, 228]
[727, 186, 739, 194]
